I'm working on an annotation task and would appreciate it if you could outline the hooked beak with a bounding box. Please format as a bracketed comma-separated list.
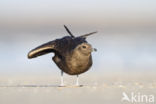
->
[92, 48, 97, 52]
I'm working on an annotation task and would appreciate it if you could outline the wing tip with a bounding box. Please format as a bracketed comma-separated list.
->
[27, 52, 32, 59]
[27, 51, 36, 59]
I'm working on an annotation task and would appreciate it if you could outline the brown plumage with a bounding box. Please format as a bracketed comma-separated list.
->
[28, 25, 97, 86]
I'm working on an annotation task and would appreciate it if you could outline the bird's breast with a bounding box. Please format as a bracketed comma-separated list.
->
[65, 55, 92, 75]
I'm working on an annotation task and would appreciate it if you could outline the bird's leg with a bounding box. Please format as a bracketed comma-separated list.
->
[75, 75, 79, 86]
[60, 70, 65, 86]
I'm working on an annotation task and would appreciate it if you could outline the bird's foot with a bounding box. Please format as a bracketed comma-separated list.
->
[75, 82, 83, 87]
[59, 83, 65, 87]
[74, 84, 83, 87]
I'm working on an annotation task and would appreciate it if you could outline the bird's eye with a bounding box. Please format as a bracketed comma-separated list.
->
[82, 46, 86, 48]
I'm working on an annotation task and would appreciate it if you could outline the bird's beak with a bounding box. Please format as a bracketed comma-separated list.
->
[92, 48, 97, 52]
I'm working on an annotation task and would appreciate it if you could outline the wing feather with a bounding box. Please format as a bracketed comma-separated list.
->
[28, 41, 56, 59]
[28, 36, 74, 59]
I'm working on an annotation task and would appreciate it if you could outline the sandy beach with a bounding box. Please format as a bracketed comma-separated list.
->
[0, 73, 155, 104]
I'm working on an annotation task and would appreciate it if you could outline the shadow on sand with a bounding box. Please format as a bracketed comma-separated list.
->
[0, 84, 84, 88]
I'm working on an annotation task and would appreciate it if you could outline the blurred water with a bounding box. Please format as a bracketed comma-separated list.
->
[0, 30, 156, 76]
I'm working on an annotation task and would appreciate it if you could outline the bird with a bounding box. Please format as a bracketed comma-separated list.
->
[28, 25, 97, 86]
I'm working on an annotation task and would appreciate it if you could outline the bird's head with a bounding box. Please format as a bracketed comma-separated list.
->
[75, 43, 97, 56]
[64, 25, 97, 56]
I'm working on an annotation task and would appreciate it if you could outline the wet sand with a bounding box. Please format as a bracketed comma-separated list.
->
[0, 74, 156, 104]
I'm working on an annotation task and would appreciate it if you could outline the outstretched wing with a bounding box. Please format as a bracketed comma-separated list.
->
[28, 36, 74, 59]
[28, 40, 57, 59]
